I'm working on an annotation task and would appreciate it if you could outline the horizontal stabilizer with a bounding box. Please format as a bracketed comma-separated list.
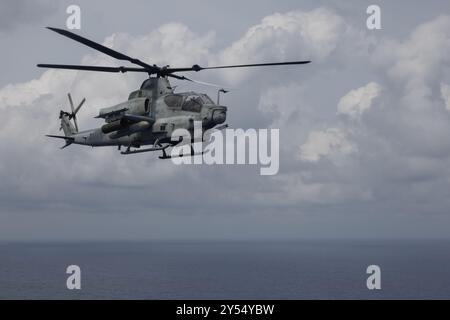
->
[46, 135, 75, 141]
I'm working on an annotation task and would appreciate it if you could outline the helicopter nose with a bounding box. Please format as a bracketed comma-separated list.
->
[212, 109, 226, 124]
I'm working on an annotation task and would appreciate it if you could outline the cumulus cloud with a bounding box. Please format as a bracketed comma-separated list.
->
[0, 71, 75, 107]
[0, 23, 213, 207]
[253, 12, 450, 213]
[214, 8, 353, 83]
[374, 15, 450, 110]
[298, 128, 356, 162]
[258, 82, 306, 127]
[0, 8, 368, 215]
[337, 82, 381, 119]
[99, 24, 216, 69]
[224, 8, 344, 60]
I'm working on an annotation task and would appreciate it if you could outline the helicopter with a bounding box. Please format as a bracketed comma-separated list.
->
[38, 27, 311, 159]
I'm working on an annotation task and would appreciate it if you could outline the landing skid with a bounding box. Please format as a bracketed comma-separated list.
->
[120, 145, 169, 155]
[119, 128, 227, 158]
[159, 150, 205, 160]
[121, 144, 204, 159]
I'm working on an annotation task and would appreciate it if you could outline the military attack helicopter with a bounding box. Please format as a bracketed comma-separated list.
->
[38, 27, 310, 158]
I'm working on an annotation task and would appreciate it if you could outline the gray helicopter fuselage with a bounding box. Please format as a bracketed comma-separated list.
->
[63, 77, 227, 149]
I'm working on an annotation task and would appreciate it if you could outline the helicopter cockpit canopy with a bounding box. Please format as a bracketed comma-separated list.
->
[164, 93, 214, 113]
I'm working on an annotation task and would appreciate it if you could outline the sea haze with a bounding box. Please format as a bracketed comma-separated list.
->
[0, 240, 449, 299]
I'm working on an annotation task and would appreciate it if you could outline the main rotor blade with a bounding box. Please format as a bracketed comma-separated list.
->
[46, 27, 158, 72]
[166, 60, 311, 73]
[37, 64, 148, 73]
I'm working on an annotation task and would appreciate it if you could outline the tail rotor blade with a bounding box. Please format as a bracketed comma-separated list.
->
[68, 93, 75, 114]
[67, 93, 79, 132]
[74, 98, 85, 115]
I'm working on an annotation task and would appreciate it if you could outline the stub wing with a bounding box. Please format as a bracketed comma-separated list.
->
[95, 107, 128, 120]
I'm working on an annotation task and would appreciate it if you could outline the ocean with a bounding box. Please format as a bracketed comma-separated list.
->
[0, 240, 449, 299]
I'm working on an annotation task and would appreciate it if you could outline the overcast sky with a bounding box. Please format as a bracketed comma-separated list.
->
[0, 0, 450, 241]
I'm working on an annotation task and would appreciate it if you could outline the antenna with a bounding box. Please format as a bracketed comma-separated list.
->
[217, 88, 229, 105]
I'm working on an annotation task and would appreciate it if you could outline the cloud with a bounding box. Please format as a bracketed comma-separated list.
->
[238, 8, 344, 59]
[374, 15, 450, 110]
[337, 82, 381, 119]
[98, 23, 216, 68]
[298, 128, 356, 162]
[0, 23, 215, 209]
[214, 8, 350, 83]
[0, 70, 75, 107]
[253, 12, 450, 212]
[1, 6, 450, 240]
[0, 8, 368, 215]
[258, 82, 305, 127]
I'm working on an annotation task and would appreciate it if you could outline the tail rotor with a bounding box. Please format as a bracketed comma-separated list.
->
[47, 93, 86, 149]
[65, 93, 86, 133]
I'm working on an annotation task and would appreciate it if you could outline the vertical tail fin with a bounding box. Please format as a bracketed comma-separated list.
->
[60, 111, 77, 136]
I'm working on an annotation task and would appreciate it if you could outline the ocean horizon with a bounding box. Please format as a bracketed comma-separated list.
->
[1, 239, 449, 299]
